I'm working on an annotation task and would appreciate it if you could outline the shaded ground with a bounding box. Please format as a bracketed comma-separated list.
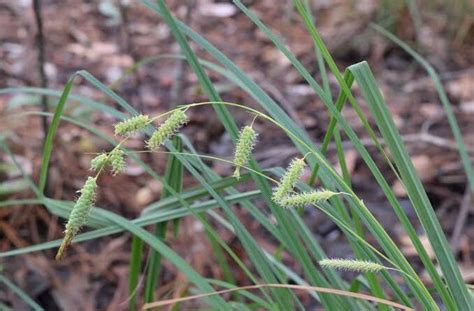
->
[1, 0, 474, 309]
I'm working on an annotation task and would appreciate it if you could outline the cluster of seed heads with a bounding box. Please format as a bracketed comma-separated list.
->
[233, 125, 258, 179]
[271, 157, 342, 208]
[59, 109, 344, 259]
[57, 110, 189, 259]
[319, 258, 386, 273]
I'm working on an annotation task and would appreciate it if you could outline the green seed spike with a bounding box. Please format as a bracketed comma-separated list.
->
[278, 189, 339, 208]
[272, 158, 306, 203]
[109, 148, 125, 176]
[56, 176, 97, 260]
[232, 125, 258, 179]
[90, 153, 108, 172]
[147, 110, 188, 150]
[319, 258, 386, 273]
[114, 114, 150, 136]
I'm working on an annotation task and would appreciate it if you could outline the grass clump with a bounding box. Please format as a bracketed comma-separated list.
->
[2, 1, 472, 310]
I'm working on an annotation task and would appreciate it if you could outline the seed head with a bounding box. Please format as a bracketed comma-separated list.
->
[278, 189, 339, 208]
[56, 177, 97, 259]
[114, 114, 150, 136]
[319, 258, 385, 273]
[147, 110, 188, 150]
[90, 153, 109, 172]
[109, 148, 125, 175]
[272, 158, 306, 203]
[233, 125, 258, 179]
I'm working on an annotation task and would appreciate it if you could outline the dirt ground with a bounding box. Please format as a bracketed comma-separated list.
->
[1, 0, 474, 309]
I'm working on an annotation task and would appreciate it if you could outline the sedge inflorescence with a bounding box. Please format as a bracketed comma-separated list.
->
[59, 105, 344, 260]
[272, 158, 306, 203]
[319, 258, 386, 273]
[147, 110, 188, 150]
[90, 153, 108, 172]
[58, 110, 191, 259]
[114, 114, 150, 136]
[109, 148, 125, 175]
[56, 176, 97, 259]
[90, 148, 125, 176]
[233, 125, 258, 179]
[278, 189, 340, 208]
[271, 157, 342, 208]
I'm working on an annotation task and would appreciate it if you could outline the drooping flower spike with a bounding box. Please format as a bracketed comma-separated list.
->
[56, 176, 98, 259]
[147, 109, 188, 150]
[114, 114, 150, 136]
[109, 148, 125, 176]
[319, 258, 386, 273]
[272, 157, 306, 203]
[233, 125, 258, 179]
[90, 153, 109, 172]
[278, 189, 340, 208]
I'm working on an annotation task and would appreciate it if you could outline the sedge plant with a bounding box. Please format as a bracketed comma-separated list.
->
[1, 1, 472, 310]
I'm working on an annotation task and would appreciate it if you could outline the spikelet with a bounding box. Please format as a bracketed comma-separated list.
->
[319, 258, 385, 273]
[232, 125, 258, 179]
[90, 153, 109, 172]
[114, 114, 150, 136]
[109, 148, 125, 175]
[278, 189, 339, 208]
[272, 158, 306, 203]
[147, 110, 188, 150]
[56, 177, 97, 260]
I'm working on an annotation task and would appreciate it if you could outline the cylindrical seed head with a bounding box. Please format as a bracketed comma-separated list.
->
[272, 158, 306, 203]
[233, 125, 258, 179]
[57, 176, 98, 259]
[147, 110, 188, 150]
[278, 189, 339, 208]
[114, 114, 150, 136]
[319, 258, 385, 273]
[109, 148, 125, 175]
[90, 153, 109, 172]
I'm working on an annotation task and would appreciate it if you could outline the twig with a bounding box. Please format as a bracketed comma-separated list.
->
[170, 0, 195, 106]
[33, 0, 49, 135]
[33, 0, 50, 195]
[119, 1, 143, 111]
[450, 185, 472, 253]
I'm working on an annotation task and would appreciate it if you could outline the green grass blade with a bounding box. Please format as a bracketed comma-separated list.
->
[144, 137, 184, 303]
[128, 235, 144, 311]
[0, 199, 43, 208]
[0, 188, 260, 257]
[231, 0, 416, 306]
[94, 209, 229, 309]
[143, 1, 426, 307]
[38, 77, 75, 195]
[372, 24, 474, 195]
[349, 61, 471, 310]
[149, 1, 309, 308]
[0, 275, 44, 311]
